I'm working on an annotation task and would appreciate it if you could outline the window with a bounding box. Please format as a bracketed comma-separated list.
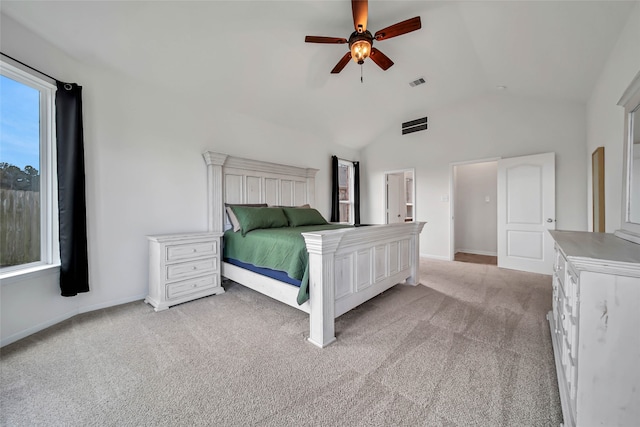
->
[338, 159, 354, 224]
[0, 60, 58, 276]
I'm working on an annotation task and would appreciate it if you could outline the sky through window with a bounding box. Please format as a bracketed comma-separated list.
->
[0, 75, 40, 170]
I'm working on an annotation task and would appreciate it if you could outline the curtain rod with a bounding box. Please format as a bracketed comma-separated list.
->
[1, 51, 59, 82]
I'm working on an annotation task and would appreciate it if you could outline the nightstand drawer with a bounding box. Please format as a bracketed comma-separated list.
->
[166, 241, 218, 261]
[167, 275, 218, 299]
[166, 257, 217, 281]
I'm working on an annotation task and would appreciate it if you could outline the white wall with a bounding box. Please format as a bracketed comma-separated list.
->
[360, 93, 588, 260]
[454, 161, 498, 256]
[586, 2, 640, 232]
[0, 14, 358, 346]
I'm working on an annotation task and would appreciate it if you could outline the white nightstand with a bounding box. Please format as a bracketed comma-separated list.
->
[145, 232, 224, 311]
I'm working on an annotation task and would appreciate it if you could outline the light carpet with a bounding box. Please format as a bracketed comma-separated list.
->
[1, 258, 562, 426]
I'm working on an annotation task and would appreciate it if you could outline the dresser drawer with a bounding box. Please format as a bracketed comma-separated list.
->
[166, 240, 218, 261]
[564, 346, 577, 399]
[167, 275, 218, 299]
[166, 257, 217, 281]
[552, 275, 561, 318]
[554, 249, 567, 291]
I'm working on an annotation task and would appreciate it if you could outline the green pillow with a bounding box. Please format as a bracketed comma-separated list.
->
[225, 203, 267, 232]
[283, 207, 328, 227]
[229, 206, 289, 235]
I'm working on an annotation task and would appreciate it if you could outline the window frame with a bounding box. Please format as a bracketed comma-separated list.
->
[337, 158, 355, 224]
[0, 59, 59, 282]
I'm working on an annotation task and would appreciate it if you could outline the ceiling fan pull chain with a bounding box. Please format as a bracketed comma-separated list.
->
[361, 64, 364, 83]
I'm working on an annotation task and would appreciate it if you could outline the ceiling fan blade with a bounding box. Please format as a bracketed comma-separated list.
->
[369, 48, 394, 71]
[331, 52, 352, 74]
[351, 0, 368, 33]
[374, 16, 422, 41]
[305, 36, 348, 44]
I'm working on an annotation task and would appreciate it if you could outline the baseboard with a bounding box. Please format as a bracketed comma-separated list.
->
[1, 293, 147, 348]
[78, 293, 147, 314]
[455, 249, 497, 257]
[420, 253, 450, 261]
[1, 310, 77, 347]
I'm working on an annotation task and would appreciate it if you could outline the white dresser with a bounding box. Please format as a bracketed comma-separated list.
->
[548, 231, 640, 427]
[145, 232, 224, 311]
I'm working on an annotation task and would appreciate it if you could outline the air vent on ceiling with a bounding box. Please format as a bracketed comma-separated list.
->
[402, 116, 428, 135]
[409, 77, 426, 87]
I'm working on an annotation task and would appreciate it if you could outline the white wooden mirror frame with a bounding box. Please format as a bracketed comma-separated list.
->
[615, 70, 640, 244]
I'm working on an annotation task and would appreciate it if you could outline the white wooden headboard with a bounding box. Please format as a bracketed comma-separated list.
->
[202, 152, 319, 233]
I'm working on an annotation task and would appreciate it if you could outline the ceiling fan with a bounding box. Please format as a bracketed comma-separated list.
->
[305, 0, 421, 74]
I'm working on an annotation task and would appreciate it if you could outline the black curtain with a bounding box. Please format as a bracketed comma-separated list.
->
[330, 155, 339, 222]
[56, 81, 89, 297]
[354, 161, 360, 225]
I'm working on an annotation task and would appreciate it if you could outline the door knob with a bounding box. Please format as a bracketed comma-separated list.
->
[546, 218, 554, 223]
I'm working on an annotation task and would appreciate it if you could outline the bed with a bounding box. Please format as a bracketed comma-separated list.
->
[203, 151, 425, 347]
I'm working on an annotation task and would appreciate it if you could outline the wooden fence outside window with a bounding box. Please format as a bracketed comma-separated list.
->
[0, 189, 40, 267]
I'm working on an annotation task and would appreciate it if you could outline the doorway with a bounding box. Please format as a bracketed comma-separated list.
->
[451, 160, 499, 265]
[384, 169, 415, 224]
[450, 153, 556, 274]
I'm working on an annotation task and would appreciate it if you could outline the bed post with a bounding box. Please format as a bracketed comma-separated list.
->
[305, 168, 318, 207]
[406, 222, 425, 285]
[202, 152, 228, 233]
[303, 232, 343, 348]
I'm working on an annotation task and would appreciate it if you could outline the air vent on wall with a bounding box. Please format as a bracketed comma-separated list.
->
[409, 77, 426, 87]
[402, 116, 427, 135]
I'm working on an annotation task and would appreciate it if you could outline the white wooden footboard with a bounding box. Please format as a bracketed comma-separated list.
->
[303, 222, 424, 347]
[203, 151, 425, 348]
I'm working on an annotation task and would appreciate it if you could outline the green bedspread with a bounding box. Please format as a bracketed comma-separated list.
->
[223, 224, 352, 304]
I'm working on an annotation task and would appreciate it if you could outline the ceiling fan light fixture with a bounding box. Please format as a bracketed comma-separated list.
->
[350, 39, 371, 64]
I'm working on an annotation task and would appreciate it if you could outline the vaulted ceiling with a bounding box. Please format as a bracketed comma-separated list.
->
[1, 1, 636, 149]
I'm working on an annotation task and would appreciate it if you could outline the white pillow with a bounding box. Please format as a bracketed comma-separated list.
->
[226, 206, 242, 232]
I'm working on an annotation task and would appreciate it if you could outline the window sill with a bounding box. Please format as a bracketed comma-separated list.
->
[0, 264, 61, 285]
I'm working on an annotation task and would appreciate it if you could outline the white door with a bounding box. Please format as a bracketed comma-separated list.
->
[386, 173, 405, 223]
[497, 152, 555, 274]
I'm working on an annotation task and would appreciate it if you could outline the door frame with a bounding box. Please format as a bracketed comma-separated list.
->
[449, 157, 500, 261]
[383, 168, 415, 224]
